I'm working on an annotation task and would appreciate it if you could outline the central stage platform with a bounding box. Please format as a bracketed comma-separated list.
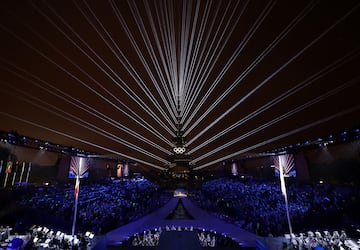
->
[106, 197, 256, 248]
[157, 231, 202, 250]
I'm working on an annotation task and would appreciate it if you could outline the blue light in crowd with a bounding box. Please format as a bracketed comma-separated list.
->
[355, 128, 359, 133]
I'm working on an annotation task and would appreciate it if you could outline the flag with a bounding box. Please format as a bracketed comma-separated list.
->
[5, 161, 12, 174]
[279, 156, 287, 197]
[278, 156, 293, 234]
[72, 176, 80, 236]
[74, 176, 80, 198]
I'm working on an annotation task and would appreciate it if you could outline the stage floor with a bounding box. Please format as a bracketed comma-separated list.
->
[106, 197, 256, 248]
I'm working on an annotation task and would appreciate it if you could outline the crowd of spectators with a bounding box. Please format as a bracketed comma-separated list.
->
[0, 225, 96, 249]
[19, 178, 171, 234]
[5, 174, 360, 248]
[190, 177, 360, 237]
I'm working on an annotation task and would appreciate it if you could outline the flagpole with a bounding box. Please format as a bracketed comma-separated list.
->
[25, 162, 31, 183]
[4, 173, 9, 188]
[11, 162, 18, 186]
[72, 175, 80, 237]
[19, 162, 25, 185]
[0, 160, 3, 175]
[279, 156, 293, 235]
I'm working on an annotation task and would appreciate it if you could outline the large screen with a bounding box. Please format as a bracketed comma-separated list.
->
[274, 154, 296, 177]
[68, 156, 90, 178]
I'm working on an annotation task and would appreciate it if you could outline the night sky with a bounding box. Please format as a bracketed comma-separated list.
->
[0, 0, 360, 171]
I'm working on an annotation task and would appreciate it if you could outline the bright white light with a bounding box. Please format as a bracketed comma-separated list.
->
[193, 104, 360, 170]
[3, 0, 359, 172]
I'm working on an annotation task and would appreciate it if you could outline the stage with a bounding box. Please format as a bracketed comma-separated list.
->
[106, 196, 256, 248]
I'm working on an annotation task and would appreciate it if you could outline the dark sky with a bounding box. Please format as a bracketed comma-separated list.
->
[1, 0, 360, 171]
